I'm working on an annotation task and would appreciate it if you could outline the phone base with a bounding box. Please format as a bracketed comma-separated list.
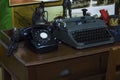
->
[25, 41, 58, 54]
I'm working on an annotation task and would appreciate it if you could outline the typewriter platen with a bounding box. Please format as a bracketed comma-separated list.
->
[53, 16, 114, 49]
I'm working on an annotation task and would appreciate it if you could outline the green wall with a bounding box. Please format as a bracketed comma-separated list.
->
[0, 0, 12, 30]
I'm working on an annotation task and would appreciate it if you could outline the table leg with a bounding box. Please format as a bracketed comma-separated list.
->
[2, 67, 11, 80]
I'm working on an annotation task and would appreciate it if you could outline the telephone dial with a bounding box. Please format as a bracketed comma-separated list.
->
[7, 24, 58, 56]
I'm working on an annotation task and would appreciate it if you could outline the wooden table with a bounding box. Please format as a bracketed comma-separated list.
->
[0, 31, 119, 80]
[0, 41, 119, 80]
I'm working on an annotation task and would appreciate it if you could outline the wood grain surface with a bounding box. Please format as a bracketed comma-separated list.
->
[9, 0, 62, 6]
[9, 0, 39, 6]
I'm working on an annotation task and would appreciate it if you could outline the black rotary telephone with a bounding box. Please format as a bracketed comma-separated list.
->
[7, 25, 58, 56]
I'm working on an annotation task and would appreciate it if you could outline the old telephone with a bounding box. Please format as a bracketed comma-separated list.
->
[32, 1, 48, 25]
[7, 25, 58, 56]
[7, 2, 58, 56]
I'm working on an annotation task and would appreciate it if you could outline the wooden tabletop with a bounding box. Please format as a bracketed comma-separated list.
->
[12, 42, 116, 66]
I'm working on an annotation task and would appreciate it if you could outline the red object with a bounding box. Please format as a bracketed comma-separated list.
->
[100, 9, 109, 25]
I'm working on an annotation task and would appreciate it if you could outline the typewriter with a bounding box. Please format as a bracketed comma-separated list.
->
[53, 16, 114, 49]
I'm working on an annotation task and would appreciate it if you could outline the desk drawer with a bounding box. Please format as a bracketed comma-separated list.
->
[28, 55, 100, 80]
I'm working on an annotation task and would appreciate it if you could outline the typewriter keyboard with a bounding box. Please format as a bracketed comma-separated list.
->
[72, 28, 112, 44]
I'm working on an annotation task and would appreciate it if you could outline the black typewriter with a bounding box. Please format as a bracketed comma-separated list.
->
[53, 16, 114, 49]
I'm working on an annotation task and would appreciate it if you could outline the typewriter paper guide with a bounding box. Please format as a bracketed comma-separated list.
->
[9, 0, 59, 6]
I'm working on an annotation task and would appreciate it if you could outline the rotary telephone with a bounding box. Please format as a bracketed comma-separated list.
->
[7, 25, 58, 56]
